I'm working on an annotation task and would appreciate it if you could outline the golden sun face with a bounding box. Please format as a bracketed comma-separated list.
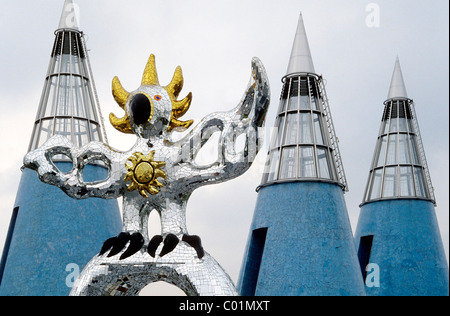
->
[124, 151, 166, 198]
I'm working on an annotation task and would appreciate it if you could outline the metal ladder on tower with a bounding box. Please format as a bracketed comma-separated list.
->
[82, 34, 109, 145]
[409, 100, 436, 204]
[317, 76, 348, 192]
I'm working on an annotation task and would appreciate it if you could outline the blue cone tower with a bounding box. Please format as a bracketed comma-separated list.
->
[0, 0, 122, 296]
[354, 58, 449, 296]
[237, 14, 365, 296]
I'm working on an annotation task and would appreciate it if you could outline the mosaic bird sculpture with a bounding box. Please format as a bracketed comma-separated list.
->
[23, 54, 270, 296]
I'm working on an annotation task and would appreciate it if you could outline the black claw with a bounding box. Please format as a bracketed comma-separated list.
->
[159, 234, 179, 257]
[99, 236, 117, 256]
[119, 232, 145, 260]
[182, 235, 205, 259]
[148, 235, 163, 258]
[107, 232, 131, 257]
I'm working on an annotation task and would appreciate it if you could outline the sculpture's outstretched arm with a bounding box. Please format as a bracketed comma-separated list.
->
[175, 57, 270, 188]
[23, 134, 125, 199]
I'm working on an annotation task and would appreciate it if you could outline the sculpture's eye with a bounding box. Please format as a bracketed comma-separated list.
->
[154, 95, 162, 101]
[130, 93, 152, 125]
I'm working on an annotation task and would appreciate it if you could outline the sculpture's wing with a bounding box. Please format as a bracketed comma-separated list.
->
[172, 57, 271, 188]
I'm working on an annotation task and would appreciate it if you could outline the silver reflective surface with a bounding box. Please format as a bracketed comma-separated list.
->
[23, 56, 270, 296]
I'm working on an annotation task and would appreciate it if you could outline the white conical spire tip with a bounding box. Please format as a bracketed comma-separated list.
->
[286, 12, 315, 75]
[58, 0, 79, 30]
[387, 57, 408, 99]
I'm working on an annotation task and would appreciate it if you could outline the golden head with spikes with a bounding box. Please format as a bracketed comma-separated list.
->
[109, 54, 194, 137]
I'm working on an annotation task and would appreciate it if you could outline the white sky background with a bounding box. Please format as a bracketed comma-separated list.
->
[0, 0, 448, 295]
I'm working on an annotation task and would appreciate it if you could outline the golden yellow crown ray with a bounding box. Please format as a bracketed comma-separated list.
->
[110, 54, 194, 134]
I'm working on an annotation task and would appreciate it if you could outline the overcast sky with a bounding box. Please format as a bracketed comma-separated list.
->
[0, 0, 448, 296]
